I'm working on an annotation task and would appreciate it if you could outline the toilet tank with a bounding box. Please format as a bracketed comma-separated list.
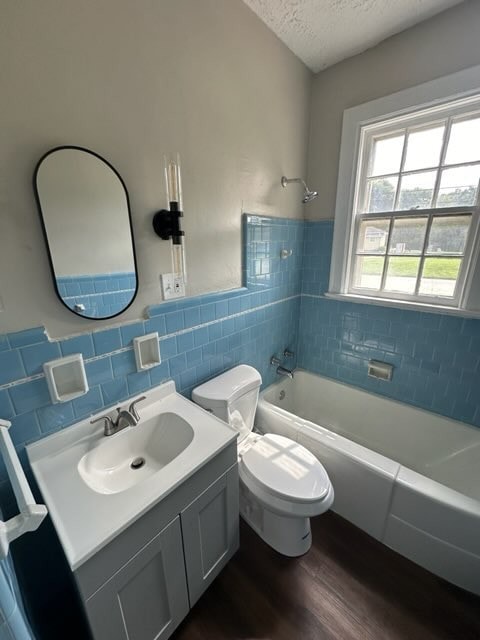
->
[192, 365, 262, 439]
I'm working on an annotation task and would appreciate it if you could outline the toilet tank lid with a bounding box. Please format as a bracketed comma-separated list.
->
[192, 365, 262, 406]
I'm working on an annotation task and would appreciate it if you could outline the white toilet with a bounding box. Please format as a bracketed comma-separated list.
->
[192, 365, 334, 556]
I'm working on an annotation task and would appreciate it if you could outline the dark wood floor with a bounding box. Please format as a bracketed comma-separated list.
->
[173, 513, 480, 640]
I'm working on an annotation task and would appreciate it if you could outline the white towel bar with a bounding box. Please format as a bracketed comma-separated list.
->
[0, 419, 47, 558]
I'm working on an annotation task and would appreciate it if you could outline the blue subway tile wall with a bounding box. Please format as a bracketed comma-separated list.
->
[302, 221, 334, 296]
[3, 214, 479, 513]
[297, 220, 480, 428]
[56, 272, 136, 318]
[244, 215, 304, 298]
[7, 327, 48, 349]
[0, 214, 302, 511]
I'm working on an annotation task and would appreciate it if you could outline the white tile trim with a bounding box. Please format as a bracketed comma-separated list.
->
[0, 295, 300, 391]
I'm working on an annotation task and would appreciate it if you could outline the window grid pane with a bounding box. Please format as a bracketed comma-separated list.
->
[384, 257, 421, 294]
[396, 171, 437, 211]
[350, 100, 480, 307]
[387, 217, 428, 255]
[435, 165, 480, 207]
[365, 177, 398, 213]
[360, 109, 480, 216]
[403, 124, 445, 172]
[445, 115, 480, 165]
[419, 258, 462, 297]
[351, 212, 470, 300]
[368, 134, 405, 177]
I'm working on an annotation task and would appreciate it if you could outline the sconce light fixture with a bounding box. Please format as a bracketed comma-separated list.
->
[152, 153, 187, 281]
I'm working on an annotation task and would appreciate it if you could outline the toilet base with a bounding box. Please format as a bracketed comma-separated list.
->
[240, 483, 312, 557]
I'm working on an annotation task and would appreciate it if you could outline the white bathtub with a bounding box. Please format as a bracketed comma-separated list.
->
[256, 369, 480, 595]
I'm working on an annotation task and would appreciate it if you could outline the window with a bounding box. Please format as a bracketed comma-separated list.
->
[330, 66, 480, 315]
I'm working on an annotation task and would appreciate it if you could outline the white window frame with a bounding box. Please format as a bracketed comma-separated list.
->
[329, 64, 480, 317]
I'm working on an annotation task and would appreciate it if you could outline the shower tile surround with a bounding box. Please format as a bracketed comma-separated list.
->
[1, 215, 480, 510]
[299, 221, 480, 426]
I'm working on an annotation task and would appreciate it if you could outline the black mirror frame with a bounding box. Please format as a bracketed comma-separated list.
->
[33, 145, 139, 321]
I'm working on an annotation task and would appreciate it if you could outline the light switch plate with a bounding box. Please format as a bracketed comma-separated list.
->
[161, 273, 185, 300]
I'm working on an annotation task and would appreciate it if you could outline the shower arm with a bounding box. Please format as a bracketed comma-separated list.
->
[281, 176, 308, 191]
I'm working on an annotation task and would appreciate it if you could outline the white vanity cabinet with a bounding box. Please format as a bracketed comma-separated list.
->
[182, 465, 239, 605]
[84, 516, 189, 640]
[74, 443, 238, 640]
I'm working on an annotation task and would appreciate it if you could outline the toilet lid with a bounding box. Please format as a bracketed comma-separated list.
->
[240, 434, 330, 503]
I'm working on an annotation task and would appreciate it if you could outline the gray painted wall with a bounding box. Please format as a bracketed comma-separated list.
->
[4, 0, 479, 336]
[307, 0, 480, 220]
[1, 0, 311, 337]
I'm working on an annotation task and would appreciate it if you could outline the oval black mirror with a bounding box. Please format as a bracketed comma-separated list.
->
[34, 146, 138, 320]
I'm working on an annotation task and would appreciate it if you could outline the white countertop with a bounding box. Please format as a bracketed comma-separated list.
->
[27, 382, 237, 570]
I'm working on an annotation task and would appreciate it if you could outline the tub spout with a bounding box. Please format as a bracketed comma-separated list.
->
[276, 366, 294, 380]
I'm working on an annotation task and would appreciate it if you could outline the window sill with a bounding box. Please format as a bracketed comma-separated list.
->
[323, 292, 480, 318]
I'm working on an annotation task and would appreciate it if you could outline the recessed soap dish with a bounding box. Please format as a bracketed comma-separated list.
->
[43, 353, 89, 404]
[368, 359, 393, 381]
[133, 333, 161, 371]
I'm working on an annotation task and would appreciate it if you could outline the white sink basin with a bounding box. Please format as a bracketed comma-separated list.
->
[26, 381, 237, 570]
[78, 412, 194, 495]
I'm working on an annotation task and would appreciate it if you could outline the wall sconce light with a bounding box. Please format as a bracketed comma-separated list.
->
[152, 152, 187, 281]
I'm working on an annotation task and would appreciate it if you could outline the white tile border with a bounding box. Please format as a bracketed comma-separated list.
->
[0, 295, 300, 392]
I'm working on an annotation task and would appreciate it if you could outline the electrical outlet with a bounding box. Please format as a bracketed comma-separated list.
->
[161, 274, 185, 300]
[172, 275, 185, 297]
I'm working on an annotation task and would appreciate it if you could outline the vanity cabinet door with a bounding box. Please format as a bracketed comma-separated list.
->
[181, 464, 239, 605]
[84, 516, 189, 640]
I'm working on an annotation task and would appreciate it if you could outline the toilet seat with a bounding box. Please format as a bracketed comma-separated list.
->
[239, 434, 333, 516]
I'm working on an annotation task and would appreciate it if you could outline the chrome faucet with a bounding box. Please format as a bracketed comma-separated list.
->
[91, 396, 147, 436]
[270, 355, 294, 379]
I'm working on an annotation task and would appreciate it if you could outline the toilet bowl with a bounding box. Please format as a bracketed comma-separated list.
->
[192, 365, 334, 556]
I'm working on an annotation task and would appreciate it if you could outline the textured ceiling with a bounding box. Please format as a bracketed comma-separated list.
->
[242, 0, 464, 72]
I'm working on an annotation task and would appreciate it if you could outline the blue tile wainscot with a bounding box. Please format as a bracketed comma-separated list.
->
[0, 215, 303, 513]
[298, 220, 480, 428]
[1, 215, 480, 515]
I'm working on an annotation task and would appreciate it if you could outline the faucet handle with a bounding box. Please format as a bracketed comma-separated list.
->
[91, 415, 114, 427]
[90, 415, 116, 436]
[128, 396, 147, 421]
[284, 349, 294, 358]
[270, 356, 281, 366]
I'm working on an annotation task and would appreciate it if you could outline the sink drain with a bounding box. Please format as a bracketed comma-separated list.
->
[130, 457, 146, 470]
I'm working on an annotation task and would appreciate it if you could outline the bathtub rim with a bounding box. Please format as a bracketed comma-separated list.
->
[258, 369, 480, 512]
[260, 368, 480, 442]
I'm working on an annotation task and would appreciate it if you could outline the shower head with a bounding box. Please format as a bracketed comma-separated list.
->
[302, 189, 318, 204]
[281, 176, 318, 204]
